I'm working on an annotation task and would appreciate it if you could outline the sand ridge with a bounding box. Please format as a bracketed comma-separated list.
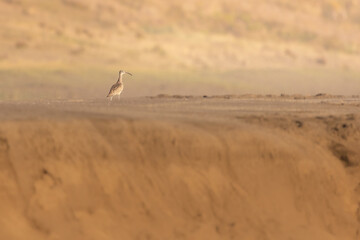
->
[0, 97, 359, 239]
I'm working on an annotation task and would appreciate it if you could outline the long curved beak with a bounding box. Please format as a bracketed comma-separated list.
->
[125, 72, 132, 76]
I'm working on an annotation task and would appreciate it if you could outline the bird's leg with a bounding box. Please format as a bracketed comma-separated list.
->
[118, 95, 121, 101]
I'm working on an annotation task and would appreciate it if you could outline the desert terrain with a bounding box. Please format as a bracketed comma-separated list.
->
[0, 95, 360, 240]
[1, 0, 360, 239]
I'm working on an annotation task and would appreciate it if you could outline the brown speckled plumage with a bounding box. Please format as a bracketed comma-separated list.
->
[107, 82, 124, 98]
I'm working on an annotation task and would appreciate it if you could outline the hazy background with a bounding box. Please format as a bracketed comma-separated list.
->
[0, 0, 360, 100]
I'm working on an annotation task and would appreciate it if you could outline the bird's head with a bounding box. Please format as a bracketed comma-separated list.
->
[119, 70, 132, 76]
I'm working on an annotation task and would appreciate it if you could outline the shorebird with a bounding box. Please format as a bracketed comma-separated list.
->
[107, 70, 132, 101]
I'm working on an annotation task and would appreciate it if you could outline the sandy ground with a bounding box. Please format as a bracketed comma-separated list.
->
[0, 96, 360, 240]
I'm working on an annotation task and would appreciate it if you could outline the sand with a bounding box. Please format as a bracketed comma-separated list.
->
[0, 96, 359, 240]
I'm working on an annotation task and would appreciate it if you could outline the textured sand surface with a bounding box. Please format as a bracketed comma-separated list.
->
[0, 96, 360, 240]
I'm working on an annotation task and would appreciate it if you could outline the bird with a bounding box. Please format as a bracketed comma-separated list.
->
[107, 70, 132, 101]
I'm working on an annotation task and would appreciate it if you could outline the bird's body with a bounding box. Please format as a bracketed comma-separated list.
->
[107, 70, 132, 101]
[107, 81, 124, 100]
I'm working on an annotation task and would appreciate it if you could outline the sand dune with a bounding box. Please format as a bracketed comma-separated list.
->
[0, 97, 359, 239]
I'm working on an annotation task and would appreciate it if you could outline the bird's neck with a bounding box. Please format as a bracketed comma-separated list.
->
[117, 75, 123, 83]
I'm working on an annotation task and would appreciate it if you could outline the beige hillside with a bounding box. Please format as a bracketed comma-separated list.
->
[0, 0, 360, 99]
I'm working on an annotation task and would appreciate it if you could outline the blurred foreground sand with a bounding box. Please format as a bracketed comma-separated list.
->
[0, 96, 360, 239]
